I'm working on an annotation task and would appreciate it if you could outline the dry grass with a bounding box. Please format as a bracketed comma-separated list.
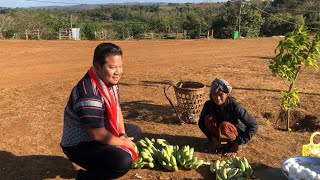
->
[0, 38, 319, 179]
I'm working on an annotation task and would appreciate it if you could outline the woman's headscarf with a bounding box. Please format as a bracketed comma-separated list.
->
[210, 78, 232, 93]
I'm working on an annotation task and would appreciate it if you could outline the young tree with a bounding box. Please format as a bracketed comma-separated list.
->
[269, 26, 320, 131]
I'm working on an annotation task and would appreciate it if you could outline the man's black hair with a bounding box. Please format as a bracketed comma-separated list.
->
[93, 43, 122, 67]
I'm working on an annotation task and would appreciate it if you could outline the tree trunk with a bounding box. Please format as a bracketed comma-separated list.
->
[285, 65, 302, 131]
[286, 109, 291, 131]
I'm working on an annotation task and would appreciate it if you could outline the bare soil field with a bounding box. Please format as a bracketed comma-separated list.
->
[0, 38, 319, 180]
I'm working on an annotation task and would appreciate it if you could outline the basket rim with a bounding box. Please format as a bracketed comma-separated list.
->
[173, 81, 206, 91]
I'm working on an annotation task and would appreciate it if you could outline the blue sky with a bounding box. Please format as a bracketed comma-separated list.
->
[0, 0, 228, 8]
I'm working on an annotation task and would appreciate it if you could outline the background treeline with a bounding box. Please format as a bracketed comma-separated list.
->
[0, 0, 319, 40]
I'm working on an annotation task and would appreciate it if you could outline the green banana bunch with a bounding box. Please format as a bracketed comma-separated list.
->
[210, 156, 253, 180]
[132, 138, 158, 169]
[176, 145, 203, 170]
[157, 145, 178, 171]
[133, 137, 204, 171]
[131, 157, 145, 169]
[154, 138, 170, 149]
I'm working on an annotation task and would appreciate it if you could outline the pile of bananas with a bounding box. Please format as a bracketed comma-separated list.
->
[154, 144, 179, 171]
[176, 145, 204, 169]
[210, 156, 253, 180]
[131, 137, 203, 171]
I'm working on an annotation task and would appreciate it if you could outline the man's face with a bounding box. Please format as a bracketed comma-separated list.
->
[96, 55, 123, 86]
[210, 90, 228, 106]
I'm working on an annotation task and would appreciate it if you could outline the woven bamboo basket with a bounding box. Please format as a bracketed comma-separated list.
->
[164, 81, 206, 124]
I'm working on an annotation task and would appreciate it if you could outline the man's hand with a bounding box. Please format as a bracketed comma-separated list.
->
[122, 137, 135, 149]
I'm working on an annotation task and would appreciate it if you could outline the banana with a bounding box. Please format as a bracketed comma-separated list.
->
[156, 139, 169, 147]
[131, 163, 138, 168]
[170, 145, 174, 152]
[188, 148, 194, 158]
[181, 158, 186, 166]
[178, 149, 186, 166]
[186, 150, 194, 163]
[133, 145, 138, 154]
[182, 146, 189, 157]
[227, 168, 239, 179]
[174, 145, 179, 152]
[241, 157, 249, 169]
[141, 149, 152, 158]
[137, 157, 143, 163]
[184, 163, 192, 169]
[215, 160, 221, 171]
[189, 156, 198, 165]
[220, 160, 226, 167]
[240, 161, 246, 172]
[245, 165, 253, 177]
[170, 155, 177, 167]
[232, 156, 240, 167]
[191, 160, 203, 169]
[146, 157, 154, 163]
[210, 163, 216, 173]
[176, 150, 182, 164]
[233, 172, 244, 179]
[216, 173, 223, 180]
[172, 165, 178, 171]
[146, 162, 155, 168]
[165, 146, 172, 157]
[166, 163, 173, 171]
[145, 137, 154, 147]
[137, 140, 148, 148]
[147, 146, 154, 154]
[140, 151, 151, 160]
[162, 149, 170, 163]
[160, 160, 167, 167]
[225, 159, 232, 165]
[135, 162, 144, 169]
[221, 167, 228, 180]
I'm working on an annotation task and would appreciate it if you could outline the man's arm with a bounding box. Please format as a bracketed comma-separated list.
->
[118, 108, 126, 138]
[87, 127, 135, 149]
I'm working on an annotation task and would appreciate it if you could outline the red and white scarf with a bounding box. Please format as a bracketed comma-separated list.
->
[88, 67, 138, 162]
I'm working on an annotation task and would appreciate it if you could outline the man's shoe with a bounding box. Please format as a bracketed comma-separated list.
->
[75, 169, 87, 180]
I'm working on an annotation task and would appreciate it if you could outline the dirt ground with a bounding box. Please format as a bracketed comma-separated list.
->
[0, 38, 319, 180]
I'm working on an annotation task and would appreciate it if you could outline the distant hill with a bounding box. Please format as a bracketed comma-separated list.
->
[28, 2, 170, 9]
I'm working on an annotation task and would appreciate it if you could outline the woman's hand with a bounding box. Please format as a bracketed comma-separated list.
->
[231, 141, 246, 152]
[211, 136, 224, 148]
[223, 142, 246, 157]
[205, 114, 218, 135]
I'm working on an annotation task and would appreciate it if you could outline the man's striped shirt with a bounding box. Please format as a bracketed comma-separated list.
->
[61, 72, 120, 147]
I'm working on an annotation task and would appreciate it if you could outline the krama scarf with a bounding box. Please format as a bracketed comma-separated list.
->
[88, 66, 138, 162]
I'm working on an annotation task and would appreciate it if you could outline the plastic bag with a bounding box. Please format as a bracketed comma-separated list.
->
[302, 132, 320, 158]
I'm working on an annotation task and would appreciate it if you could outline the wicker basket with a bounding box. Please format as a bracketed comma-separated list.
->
[164, 81, 206, 124]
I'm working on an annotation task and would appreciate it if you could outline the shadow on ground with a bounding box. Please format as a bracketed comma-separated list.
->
[120, 80, 169, 87]
[141, 132, 215, 154]
[0, 151, 75, 180]
[252, 163, 287, 180]
[121, 100, 180, 125]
